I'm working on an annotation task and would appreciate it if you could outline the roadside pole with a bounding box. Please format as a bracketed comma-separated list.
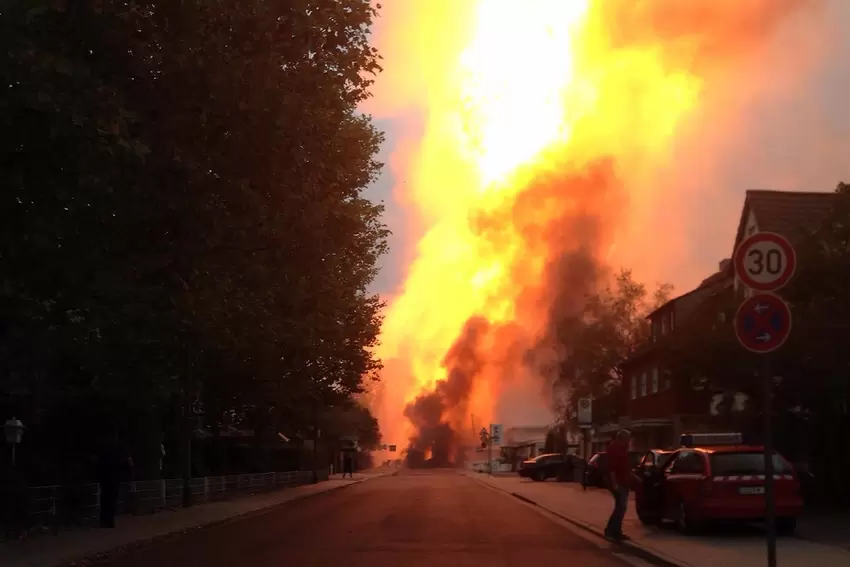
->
[183, 342, 193, 508]
[479, 427, 490, 473]
[733, 231, 797, 567]
[763, 356, 776, 567]
[487, 426, 493, 475]
[577, 397, 592, 460]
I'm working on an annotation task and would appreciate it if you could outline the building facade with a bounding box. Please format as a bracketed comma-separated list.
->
[602, 189, 837, 452]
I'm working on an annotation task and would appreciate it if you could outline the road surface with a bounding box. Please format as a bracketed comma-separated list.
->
[101, 469, 636, 567]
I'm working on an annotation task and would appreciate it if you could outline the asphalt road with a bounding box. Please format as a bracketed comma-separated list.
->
[102, 469, 634, 567]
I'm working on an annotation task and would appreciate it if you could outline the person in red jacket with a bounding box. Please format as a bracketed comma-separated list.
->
[604, 429, 632, 541]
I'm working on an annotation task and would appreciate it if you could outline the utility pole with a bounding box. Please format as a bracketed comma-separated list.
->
[312, 398, 319, 484]
[763, 357, 777, 567]
[182, 340, 193, 508]
[732, 231, 796, 567]
[487, 425, 493, 475]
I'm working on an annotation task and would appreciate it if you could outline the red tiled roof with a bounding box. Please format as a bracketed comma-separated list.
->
[732, 190, 837, 253]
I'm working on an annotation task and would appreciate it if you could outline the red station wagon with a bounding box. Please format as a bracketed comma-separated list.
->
[633, 433, 804, 534]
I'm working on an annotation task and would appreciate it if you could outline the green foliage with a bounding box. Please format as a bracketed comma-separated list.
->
[782, 182, 850, 408]
[1, 0, 388, 479]
[322, 400, 381, 451]
[554, 270, 671, 425]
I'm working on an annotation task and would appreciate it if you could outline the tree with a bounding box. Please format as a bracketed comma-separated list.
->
[553, 270, 670, 426]
[0, 0, 389, 480]
[109, 0, 389, 422]
[781, 181, 850, 505]
[322, 401, 381, 451]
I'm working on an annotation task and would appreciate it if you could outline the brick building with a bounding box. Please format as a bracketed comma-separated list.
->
[599, 189, 837, 452]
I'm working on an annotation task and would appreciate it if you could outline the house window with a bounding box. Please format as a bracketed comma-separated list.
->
[651, 367, 659, 394]
[640, 373, 647, 397]
[661, 317, 668, 335]
[663, 370, 672, 390]
[631, 376, 637, 400]
[669, 312, 675, 331]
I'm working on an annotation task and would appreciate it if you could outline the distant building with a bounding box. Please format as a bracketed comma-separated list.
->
[497, 426, 548, 471]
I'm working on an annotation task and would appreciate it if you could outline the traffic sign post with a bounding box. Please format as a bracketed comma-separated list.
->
[577, 398, 592, 428]
[733, 232, 797, 292]
[488, 424, 502, 475]
[733, 232, 797, 567]
[490, 424, 503, 445]
[479, 427, 491, 472]
[734, 293, 792, 354]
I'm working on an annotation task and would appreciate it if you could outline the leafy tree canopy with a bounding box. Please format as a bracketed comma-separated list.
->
[1, 0, 388, 477]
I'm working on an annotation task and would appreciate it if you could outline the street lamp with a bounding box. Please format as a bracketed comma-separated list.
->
[4, 417, 25, 466]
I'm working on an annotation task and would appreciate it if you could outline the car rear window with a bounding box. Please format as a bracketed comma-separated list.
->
[709, 452, 793, 476]
[656, 452, 674, 469]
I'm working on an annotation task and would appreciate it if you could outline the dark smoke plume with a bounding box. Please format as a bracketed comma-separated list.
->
[404, 317, 489, 466]
[403, 162, 620, 466]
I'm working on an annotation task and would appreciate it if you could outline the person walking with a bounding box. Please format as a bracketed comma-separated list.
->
[604, 429, 632, 542]
[96, 428, 133, 528]
[342, 452, 354, 479]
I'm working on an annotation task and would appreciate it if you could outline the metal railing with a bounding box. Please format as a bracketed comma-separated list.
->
[23, 469, 328, 528]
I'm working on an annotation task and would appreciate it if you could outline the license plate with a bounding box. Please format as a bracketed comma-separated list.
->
[738, 486, 765, 495]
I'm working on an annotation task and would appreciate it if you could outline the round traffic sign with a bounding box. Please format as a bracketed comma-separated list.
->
[733, 232, 796, 291]
[579, 398, 590, 409]
[734, 293, 792, 354]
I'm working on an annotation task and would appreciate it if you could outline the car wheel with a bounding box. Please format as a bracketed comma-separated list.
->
[675, 501, 699, 533]
[776, 517, 797, 536]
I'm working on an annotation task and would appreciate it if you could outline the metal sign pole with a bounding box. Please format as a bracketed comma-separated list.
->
[733, 231, 796, 567]
[763, 355, 777, 567]
[488, 425, 493, 475]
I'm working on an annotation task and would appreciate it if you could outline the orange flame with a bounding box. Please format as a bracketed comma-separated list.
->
[367, 0, 810, 447]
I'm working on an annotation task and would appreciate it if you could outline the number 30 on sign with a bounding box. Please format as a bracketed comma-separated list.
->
[733, 232, 797, 292]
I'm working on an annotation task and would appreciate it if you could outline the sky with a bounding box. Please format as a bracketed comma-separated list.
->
[365, 0, 850, 298]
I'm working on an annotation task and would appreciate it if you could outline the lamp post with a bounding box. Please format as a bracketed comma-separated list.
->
[4, 418, 25, 466]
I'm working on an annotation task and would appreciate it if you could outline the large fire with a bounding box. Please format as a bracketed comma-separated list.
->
[366, 0, 815, 459]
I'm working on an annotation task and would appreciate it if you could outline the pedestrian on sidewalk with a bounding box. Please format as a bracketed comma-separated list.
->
[96, 428, 133, 528]
[604, 429, 632, 542]
[342, 452, 354, 479]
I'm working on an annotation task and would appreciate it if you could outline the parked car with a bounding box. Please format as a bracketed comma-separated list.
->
[519, 453, 583, 482]
[633, 433, 803, 534]
[583, 450, 643, 488]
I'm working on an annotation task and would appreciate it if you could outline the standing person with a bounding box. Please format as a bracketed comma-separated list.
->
[604, 429, 632, 542]
[96, 429, 132, 528]
[342, 451, 354, 479]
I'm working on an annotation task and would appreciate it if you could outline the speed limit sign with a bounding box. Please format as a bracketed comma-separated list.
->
[733, 232, 797, 292]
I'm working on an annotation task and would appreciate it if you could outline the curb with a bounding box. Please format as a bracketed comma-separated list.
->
[58, 475, 387, 567]
[467, 473, 685, 567]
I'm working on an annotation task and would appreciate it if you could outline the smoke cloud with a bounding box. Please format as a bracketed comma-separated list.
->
[369, 0, 840, 460]
[403, 161, 618, 463]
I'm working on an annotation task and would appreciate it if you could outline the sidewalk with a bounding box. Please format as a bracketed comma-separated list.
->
[1, 471, 392, 567]
[467, 472, 850, 567]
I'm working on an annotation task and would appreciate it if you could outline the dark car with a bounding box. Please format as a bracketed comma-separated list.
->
[519, 453, 583, 482]
[583, 450, 644, 488]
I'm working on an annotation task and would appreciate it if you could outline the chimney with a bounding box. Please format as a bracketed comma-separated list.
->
[718, 258, 731, 273]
